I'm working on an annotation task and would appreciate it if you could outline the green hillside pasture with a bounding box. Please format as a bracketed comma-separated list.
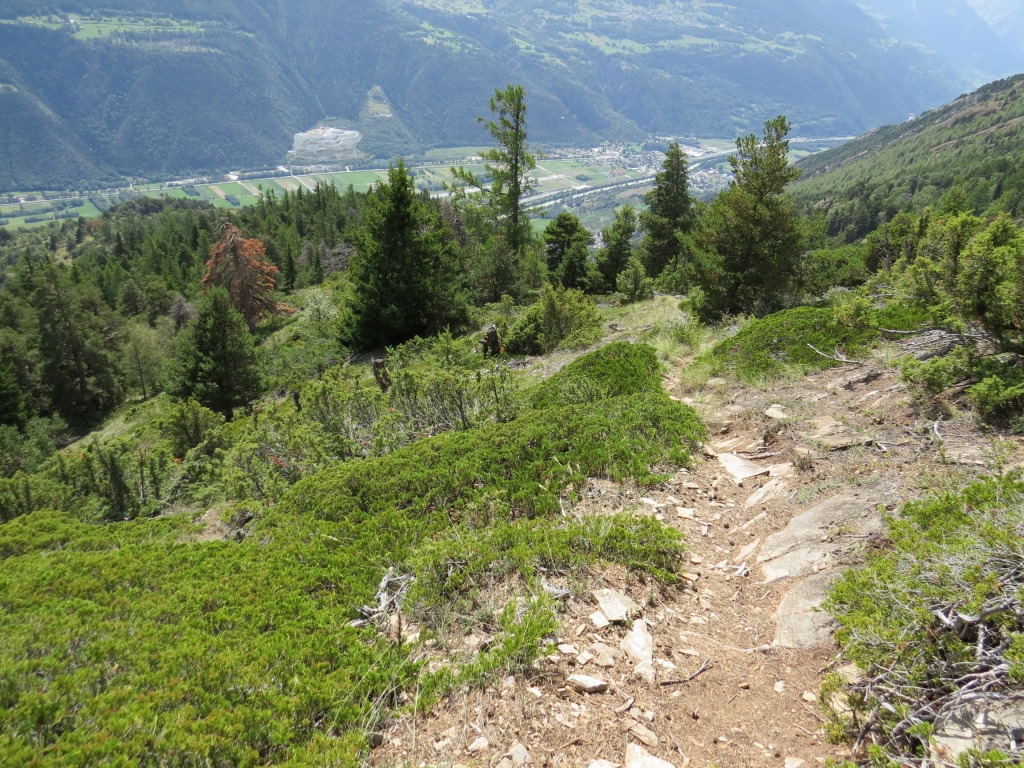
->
[0, 343, 704, 765]
[0, 15, 214, 40]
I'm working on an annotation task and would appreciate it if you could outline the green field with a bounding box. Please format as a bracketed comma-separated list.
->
[1, 153, 660, 231]
[0, 14, 214, 40]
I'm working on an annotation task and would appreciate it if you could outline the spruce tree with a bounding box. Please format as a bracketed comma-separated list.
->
[595, 205, 638, 292]
[346, 159, 468, 349]
[639, 143, 695, 277]
[543, 213, 593, 288]
[171, 287, 262, 419]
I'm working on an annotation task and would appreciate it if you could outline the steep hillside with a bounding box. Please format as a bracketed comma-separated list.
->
[791, 74, 1024, 240]
[0, 0, 1003, 191]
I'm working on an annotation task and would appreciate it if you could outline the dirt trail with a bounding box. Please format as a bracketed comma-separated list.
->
[369, 347, 1012, 768]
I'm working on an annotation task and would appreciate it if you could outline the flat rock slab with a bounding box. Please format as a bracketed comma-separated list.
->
[568, 674, 609, 694]
[625, 743, 675, 768]
[593, 589, 640, 623]
[758, 491, 887, 583]
[745, 478, 788, 508]
[933, 694, 1024, 764]
[800, 417, 871, 451]
[717, 453, 770, 485]
[765, 404, 792, 420]
[773, 569, 841, 649]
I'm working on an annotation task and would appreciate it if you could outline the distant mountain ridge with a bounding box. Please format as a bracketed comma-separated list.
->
[0, 0, 1019, 192]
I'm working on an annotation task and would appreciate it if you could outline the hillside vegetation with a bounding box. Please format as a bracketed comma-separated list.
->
[7, 81, 1024, 766]
[0, 0, 1004, 191]
[793, 74, 1024, 240]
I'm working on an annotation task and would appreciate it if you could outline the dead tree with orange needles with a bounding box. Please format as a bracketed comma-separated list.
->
[202, 221, 282, 330]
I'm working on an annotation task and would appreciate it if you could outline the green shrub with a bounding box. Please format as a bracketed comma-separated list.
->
[530, 341, 663, 409]
[899, 345, 974, 397]
[826, 476, 1024, 765]
[696, 306, 880, 381]
[616, 256, 654, 303]
[0, 375, 704, 765]
[504, 284, 602, 355]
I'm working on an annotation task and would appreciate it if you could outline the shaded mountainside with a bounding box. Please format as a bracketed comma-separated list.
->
[792, 73, 1024, 240]
[0, 0, 1012, 192]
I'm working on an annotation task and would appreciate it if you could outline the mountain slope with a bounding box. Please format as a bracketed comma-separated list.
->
[791, 74, 1024, 240]
[0, 0, 1010, 191]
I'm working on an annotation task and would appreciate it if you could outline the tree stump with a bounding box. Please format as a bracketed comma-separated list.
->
[481, 325, 502, 357]
[372, 358, 392, 392]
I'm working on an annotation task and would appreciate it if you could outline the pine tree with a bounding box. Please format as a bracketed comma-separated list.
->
[639, 143, 695, 277]
[346, 159, 468, 349]
[170, 287, 262, 419]
[543, 213, 593, 288]
[686, 116, 804, 319]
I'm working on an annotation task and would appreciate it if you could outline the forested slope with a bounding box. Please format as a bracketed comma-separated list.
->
[792, 74, 1024, 240]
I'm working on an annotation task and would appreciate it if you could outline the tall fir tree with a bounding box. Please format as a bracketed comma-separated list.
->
[346, 159, 468, 349]
[639, 142, 695, 277]
[595, 205, 638, 292]
[170, 287, 262, 419]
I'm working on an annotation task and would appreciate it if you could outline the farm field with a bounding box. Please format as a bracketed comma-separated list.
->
[0, 148, 666, 230]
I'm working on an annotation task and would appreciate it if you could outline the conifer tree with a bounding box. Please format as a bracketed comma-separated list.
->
[170, 287, 262, 419]
[346, 159, 467, 349]
[685, 116, 804, 319]
[595, 205, 638, 292]
[639, 142, 695, 277]
[201, 221, 280, 330]
[543, 213, 593, 289]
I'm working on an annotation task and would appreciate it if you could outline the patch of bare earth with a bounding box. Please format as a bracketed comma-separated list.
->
[367, 345, 1020, 768]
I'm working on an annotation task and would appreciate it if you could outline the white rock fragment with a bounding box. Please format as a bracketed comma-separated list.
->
[577, 650, 595, 667]
[745, 479, 787, 509]
[717, 453, 770, 485]
[590, 611, 611, 630]
[568, 674, 609, 694]
[505, 742, 532, 766]
[625, 743, 676, 768]
[620, 621, 654, 665]
[629, 722, 659, 747]
[765, 404, 792, 420]
[774, 680, 786, 694]
[467, 736, 490, 753]
[784, 758, 806, 768]
[587, 761, 618, 768]
[633, 660, 656, 684]
[801, 690, 818, 703]
[593, 589, 640, 623]
[558, 643, 580, 655]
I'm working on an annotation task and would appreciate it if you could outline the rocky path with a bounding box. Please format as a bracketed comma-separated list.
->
[369, 351, 1008, 768]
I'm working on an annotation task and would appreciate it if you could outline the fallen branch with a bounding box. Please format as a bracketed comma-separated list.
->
[807, 343, 863, 365]
[659, 658, 714, 686]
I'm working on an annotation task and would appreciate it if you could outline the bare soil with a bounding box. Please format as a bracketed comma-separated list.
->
[367, 344, 1018, 768]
